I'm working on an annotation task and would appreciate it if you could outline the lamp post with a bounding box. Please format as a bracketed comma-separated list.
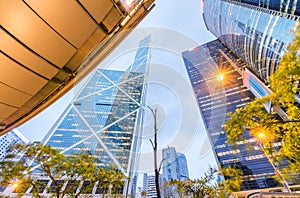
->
[256, 132, 292, 194]
[12, 182, 18, 189]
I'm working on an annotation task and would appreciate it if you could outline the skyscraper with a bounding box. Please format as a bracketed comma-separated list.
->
[177, 153, 189, 181]
[182, 39, 288, 191]
[203, 0, 299, 83]
[162, 147, 179, 181]
[162, 147, 189, 197]
[41, 36, 151, 195]
[0, 129, 29, 161]
[162, 147, 189, 182]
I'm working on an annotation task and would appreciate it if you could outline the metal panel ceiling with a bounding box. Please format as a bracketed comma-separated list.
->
[0, 0, 155, 136]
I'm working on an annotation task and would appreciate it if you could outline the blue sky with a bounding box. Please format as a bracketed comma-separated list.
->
[18, 0, 217, 179]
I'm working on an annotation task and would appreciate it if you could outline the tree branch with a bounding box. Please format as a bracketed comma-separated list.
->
[158, 158, 167, 173]
[149, 139, 154, 150]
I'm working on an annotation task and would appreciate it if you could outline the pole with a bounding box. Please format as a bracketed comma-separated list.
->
[148, 107, 161, 198]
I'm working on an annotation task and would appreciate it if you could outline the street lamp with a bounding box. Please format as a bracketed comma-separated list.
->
[216, 73, 224, 81]
[256, 132, 291, 193]
[12, 182, 18, 189]
[10, 180, 20, 193]
[257, 132, 265, 139]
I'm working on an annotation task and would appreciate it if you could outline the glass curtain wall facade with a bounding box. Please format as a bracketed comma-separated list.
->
[41, 36, 151, 194]
[0, 129, 29, 161]
[182, 39, 288, 190]
[162, 147, 189, 197]
[203, 0, 299, 83]
[162, 147, 189, 182]
[177, 153, 189, 181]
[162, 147, 179, 182]
[229, 0, 300, 15]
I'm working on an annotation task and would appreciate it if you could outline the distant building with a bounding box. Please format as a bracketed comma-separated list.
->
[142, 173, 164, 198]
[177, 153, 189, 181]
[142, 173, 148, 192]
[162, 147, 189, 181]
[0, 128, 29, 161]
[145, 174, 157, 198]
[162, 147, 178, 181]
[130, 174, 138, 197]
[162, 147, 189, 197]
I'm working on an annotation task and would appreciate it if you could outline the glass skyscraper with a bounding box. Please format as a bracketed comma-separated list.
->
[162, 147, 189, 182]
[41, 36, 151, 194]
[162, 147, 189, 197]
[182, 39, 288, 191]
[177, 153, 189, 181]
[203, 0, 299, 83]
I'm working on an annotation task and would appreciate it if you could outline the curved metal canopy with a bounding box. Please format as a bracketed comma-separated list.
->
[0, 0, 155, 136]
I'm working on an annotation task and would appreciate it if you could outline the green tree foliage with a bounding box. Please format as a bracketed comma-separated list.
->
[164, 167, 242, 198]
[0, 143, 126, 198]
[96, 165, 126, 198]
[165, 179, 187, 198]
[219, 166, 242, 194]
[224, 22, 300, 179]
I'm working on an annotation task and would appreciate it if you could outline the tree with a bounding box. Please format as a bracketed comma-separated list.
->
[1, 143, 70, 197]
[224, 22, 300, 180]
[219, 166, 242, 195]
[62, 153, 98, 197]
[165, 179, 187, 198]
[97, 165, 126, 198]
[0, 143, 126, 198]
[165, 167, 241, 198]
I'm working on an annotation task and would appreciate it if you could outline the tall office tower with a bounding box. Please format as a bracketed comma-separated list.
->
[162, 147, 179, 181]
[182, 39, 289, 191]
[203, 0, 300, 84]
[0, 129, 29, 161]
[177, 153, 189, 181]
[162, 147, 189, 182]
[41, 36, 151, 194]
[161, 147, 189, 197]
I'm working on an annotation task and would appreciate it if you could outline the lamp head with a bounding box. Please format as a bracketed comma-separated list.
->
[216, 73, 224, 81]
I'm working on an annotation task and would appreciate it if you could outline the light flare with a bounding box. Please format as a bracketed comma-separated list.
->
[216, 73, 224, 81]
